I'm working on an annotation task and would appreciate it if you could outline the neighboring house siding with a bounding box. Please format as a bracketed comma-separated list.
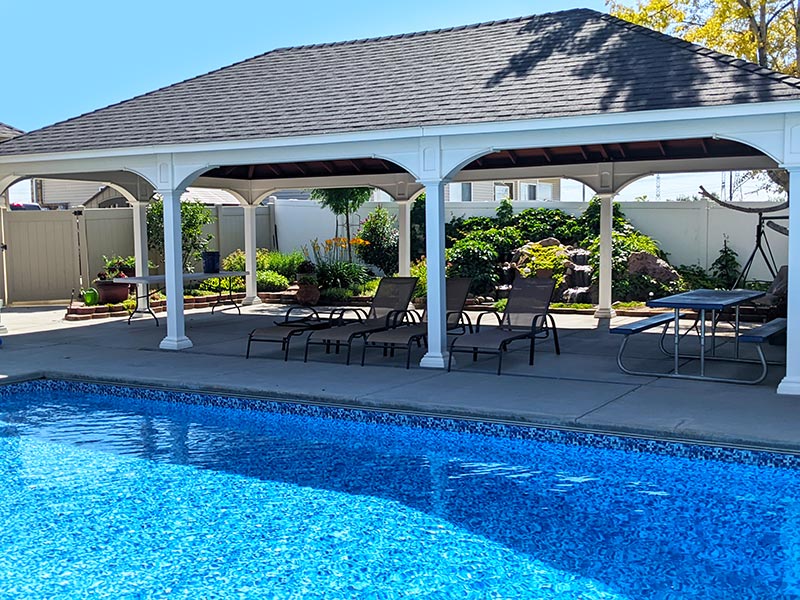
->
[39, 179, 103, 207]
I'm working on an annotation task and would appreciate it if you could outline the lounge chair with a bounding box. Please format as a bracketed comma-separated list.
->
[448, 277, 560, 375]
[246, 306, 347, 361]
[303, 277, 418, 365]
[360, 277, 473, 369]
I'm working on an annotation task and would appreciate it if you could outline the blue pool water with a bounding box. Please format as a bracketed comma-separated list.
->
[1, 382, 799, 599]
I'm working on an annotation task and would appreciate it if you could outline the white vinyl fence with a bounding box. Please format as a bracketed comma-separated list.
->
[0, 199, 787, 303]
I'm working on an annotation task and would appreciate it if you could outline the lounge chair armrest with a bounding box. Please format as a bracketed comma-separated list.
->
[274, 305, 320, 325]
[476, 310, 502, 330]
[334, 307, 369, 322]
[385, 309, 415, 327]
[529, 313, 547, 333]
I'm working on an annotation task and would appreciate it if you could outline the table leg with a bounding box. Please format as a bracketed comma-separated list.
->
[673, 307, 680, 375]
[710, 309, 717, 357]
[699, 309, 706, 377]
[734, 305, 741, 358]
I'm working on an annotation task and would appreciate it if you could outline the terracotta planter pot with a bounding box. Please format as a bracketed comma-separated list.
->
[95, 280, 130, 304]
[295, 283, 320, 306]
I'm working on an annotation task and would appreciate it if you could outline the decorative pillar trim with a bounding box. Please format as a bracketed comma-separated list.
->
[418, 178, 450, 369]
[593, 192, 617, 320]
[157, 188, 192, 350]
[778, 166, 800, 395]
[397, 200, 412, 277]
[242, 203, 262, 305]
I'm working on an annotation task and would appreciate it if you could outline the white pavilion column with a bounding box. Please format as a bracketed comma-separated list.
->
[242, 203, 261, 305]
[397, 200, 412, 276]
[778, 167, 800, 395]
[419, 180, 448, 368]
[158, 189, 192, 350]
[131, 200, 150, 311]
[593, 193, 617, 320]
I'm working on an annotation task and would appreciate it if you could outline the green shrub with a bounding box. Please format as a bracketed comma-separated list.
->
[316, 261, 370, 291]
[356, 206, 399, 275]
[588, 231, 681, 301]
[357, 278, 381, 297]
[463, 228, 524, 263]
[496, 198, 514, 227]
[575, 197, 632, 243]
[257, 270, 290, 292]
[513, 208, 585, 245]
[677, 264, 719, 290]
[264, 251, 306, 279]
[410, 258, 427, 299]
[319, 287, 354, 303]
[446, 239, 498, 295]
[710, 239, 740, 289]
[198, 276, 245, 293]
[222, 249, 305, 279]
[516, 243, 570, 286]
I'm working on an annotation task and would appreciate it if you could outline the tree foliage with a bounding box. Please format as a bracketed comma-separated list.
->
[146, 198, 215, 271]
[608, 0, 799, 75]
[310, 187, 372, 260]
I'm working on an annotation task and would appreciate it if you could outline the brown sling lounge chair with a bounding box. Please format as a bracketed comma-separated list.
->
[246, 306, 347, 361]
[448, 277, 560, 375]
[303, 277, 418, 365]
[360, 277, 473, 369]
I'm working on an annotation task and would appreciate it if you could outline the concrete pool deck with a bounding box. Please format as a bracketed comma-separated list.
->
[0, 303, 797, 454]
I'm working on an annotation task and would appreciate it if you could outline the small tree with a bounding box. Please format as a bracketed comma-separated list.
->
[356, 206, 399, 275]
[146, 197, 215, 271]
[310, 187, 372, 261]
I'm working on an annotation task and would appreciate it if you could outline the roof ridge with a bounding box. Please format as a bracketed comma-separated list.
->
[0, 121, 24, 135]
[6, 8, 596, 143]
[598, 12, 800, 90]
[268, 9, 597, 53]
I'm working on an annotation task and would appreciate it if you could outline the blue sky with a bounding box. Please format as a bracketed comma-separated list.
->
[2, 0, 772, 203]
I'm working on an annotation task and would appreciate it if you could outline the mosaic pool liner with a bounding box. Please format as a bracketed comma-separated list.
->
[2, 377, 798, 469]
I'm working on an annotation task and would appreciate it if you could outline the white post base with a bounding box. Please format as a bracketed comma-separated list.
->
[420, 351, 450, 369]
[242, 295, 262, 306]
[777, 377, 800, 396]
[0, 325, 7, 334]
[159, 336, 193, 350]
[593, 307, 617, 319]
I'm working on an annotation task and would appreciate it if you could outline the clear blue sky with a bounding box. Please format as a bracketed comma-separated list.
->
[2, 0, 772, 204]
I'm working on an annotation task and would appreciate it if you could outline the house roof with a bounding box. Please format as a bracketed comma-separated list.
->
[2, 8, 800, 157]
[0, 122, 24, 141]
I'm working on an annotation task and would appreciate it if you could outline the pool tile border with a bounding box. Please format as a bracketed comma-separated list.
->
[2, 378, 799, 469]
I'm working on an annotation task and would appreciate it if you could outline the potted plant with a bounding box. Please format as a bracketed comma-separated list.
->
[295, 260, 320, 306]
[93, 256, 132, 304]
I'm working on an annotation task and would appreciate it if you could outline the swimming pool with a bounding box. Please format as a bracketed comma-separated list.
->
[1, 379, 799, 598]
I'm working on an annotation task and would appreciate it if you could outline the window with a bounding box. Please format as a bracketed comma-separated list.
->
[494, 182, 513, 201]
[522, 182, 554, 201]
[461, 183, 472, 202]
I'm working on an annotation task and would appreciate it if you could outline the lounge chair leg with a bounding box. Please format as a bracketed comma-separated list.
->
[447, 349, 454, 372]
[345, 342, 352, 365]
[246, 336, 252, 359]
[497, 351, 503, 375]
[548, 314, 561, 355]
[283, 338, 291, 361]
[304, 339, 311, 363]
[406, 341, 414, 369]
[529, 338, 535, 366]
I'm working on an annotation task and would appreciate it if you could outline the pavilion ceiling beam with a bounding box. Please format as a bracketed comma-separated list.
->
[505, 150, 518, 165]
[616, 143, 627, 159]
[699, 138, 709, 155]
[598, 144, 609, 160]
[266, 164, 282, 177]
[541, 148, 553, 163]
[578, 146, 588, 160]
[657, 141, 667, 157]
[347, 159, 362, 174]
[321, 161, 335, 174]
[247, 165, 256, 179]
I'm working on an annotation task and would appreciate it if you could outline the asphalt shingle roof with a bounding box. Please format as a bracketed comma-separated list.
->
[2, 8, 800, 157]
[0, 122, 24, 141]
